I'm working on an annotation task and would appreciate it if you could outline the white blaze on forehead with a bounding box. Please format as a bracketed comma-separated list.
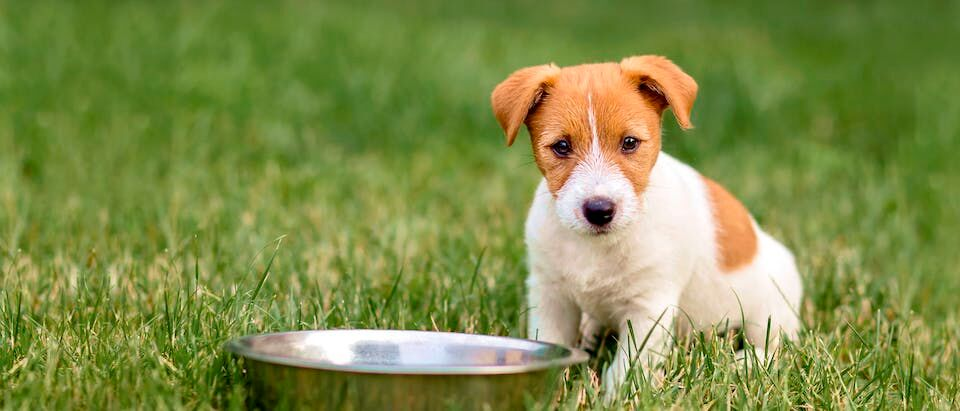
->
[587, 92, 599, 145]
[586, 93, 603, 168]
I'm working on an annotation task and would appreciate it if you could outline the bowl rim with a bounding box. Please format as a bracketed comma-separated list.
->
[224, 329, 590, 375]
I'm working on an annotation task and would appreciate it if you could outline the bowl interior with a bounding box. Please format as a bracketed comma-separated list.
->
[227, 330, 586, 374]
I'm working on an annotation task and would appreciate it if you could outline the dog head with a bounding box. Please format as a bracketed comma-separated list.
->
[491, 55, 697, 235]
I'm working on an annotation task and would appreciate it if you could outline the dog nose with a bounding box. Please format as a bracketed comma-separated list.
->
[582, 197, 616, 227]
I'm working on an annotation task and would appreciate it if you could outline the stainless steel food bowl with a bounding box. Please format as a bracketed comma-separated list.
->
[225, 329, 588, 410]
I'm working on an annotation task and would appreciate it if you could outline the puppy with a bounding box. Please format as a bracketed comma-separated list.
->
[490, 56, 802, 396]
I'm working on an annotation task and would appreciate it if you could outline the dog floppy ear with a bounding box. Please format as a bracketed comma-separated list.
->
[491, 63, 562, 146]
[620, 55, 698, 129]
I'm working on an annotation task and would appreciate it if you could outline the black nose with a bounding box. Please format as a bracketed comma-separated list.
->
[582, 197, 616, 227]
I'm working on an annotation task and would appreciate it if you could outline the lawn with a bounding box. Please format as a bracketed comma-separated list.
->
[1, 0, 959, 409]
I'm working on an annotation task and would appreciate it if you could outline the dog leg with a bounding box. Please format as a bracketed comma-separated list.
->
[602, 304, 675, 402]
[526, 275, 580, 346]
[741, 311, 798, 363]
[741, 287, 801, 366]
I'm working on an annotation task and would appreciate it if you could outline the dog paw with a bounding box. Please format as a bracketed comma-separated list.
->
[601, 363, 624, 404]
[601, 361, 665, 403]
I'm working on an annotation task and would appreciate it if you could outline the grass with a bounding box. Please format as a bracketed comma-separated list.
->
[1, 0, 959, 408]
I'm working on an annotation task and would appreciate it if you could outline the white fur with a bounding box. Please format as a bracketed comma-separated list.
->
[525, 151, 802, 398]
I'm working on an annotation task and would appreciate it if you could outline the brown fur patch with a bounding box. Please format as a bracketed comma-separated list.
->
[702, 177, 758, 271]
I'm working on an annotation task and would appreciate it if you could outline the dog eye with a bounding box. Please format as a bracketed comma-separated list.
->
[621, 136, 640, 153]
[551, 139, 572, 157]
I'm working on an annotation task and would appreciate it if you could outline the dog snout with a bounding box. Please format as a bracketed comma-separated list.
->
[582, 197, 616, 227]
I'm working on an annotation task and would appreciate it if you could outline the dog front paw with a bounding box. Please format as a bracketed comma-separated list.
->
[601, 359, 665, 403]
[601, 361, 627, 403]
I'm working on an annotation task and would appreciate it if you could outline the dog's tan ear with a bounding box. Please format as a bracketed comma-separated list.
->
[491, 63, 562, 146]
[620, 55, 698, 129]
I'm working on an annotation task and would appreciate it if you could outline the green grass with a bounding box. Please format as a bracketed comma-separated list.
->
[1, 0, 959, 409]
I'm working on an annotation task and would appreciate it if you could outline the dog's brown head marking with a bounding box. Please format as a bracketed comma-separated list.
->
[491, 55, 698, 196]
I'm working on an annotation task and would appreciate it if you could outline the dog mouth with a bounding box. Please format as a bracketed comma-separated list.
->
[581, 220, 617, 236]
[587, 225, 613, 235]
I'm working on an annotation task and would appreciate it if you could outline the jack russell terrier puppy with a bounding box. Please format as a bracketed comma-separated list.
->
[491, 56, 802, 396]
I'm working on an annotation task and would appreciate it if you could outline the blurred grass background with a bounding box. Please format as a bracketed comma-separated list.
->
[1, 0, 958, 408]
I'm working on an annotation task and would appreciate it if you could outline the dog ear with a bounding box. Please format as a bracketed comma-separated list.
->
[491, 63, 562, 146]
[620, 55, 698, 130]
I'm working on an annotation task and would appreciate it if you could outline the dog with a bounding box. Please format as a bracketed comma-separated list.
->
[490, 56, 802, 398]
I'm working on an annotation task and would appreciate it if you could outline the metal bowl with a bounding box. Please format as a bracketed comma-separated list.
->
[225, 329, 588, 410]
